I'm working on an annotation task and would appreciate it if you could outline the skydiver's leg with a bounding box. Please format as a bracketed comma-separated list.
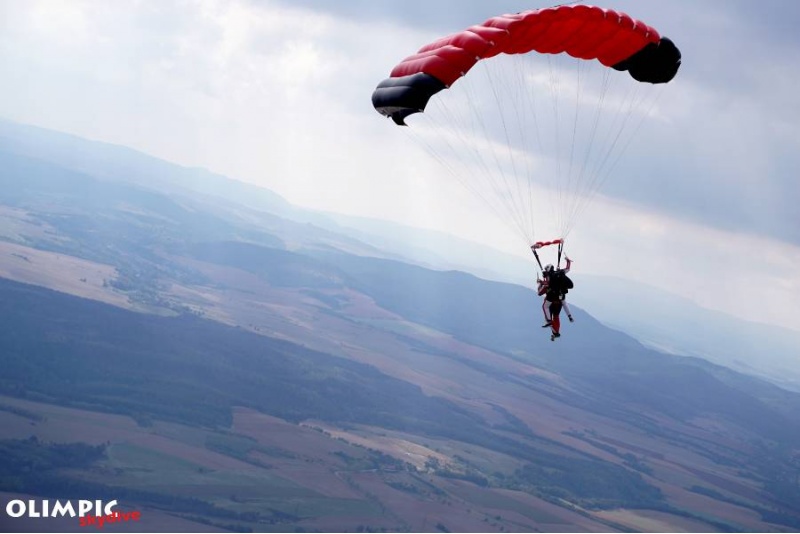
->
[563, 300, 574, 322]
[542, 298, 551, 326]
[549, 300, 562, 335]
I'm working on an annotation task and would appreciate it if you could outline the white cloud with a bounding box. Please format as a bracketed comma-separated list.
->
[570, 196, 800, 332]
[0, 0, 798, 334]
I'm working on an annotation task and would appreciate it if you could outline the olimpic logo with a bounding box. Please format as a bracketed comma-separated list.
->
[4, 499, 142, 528]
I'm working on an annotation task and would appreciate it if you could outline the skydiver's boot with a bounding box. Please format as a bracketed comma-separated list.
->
[568, 314, 574, 322]
[542, 321, 552, 328]
[550, 316, 561, 341]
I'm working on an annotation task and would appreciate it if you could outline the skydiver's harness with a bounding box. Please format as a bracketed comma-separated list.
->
[532, 239, 575, 329]
[531, 239, 570, 301]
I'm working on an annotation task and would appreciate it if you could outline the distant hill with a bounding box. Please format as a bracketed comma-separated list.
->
[578, 275, 800, 391]
[0, 118, 395, 260]
[312, 251, 800, 443]
[0, 118, 291, 214]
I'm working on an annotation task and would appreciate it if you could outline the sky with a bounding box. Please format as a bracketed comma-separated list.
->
[0, 0, 799, 332]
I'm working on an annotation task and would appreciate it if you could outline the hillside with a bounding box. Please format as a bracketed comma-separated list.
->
[1, 120, 800, 532]
[578, 275, 800, 391]
[2, 254, 800, 531]
[4, 117, 796, 392]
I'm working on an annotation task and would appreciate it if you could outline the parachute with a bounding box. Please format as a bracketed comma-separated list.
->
[372, 4, 681, 261]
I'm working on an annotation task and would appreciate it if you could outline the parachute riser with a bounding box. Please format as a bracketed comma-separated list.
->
[557, 241, 563, 270]
[531, 248, 544, 271]
[531, 238, 564, 273]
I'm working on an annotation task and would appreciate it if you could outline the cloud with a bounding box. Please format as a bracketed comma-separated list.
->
[346, 0, 800, 247]
[572, 194, 800, 331]
[249, 0, 530, 33]
[0, 0, 798, 332]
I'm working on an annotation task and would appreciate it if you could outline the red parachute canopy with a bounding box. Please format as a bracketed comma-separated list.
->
[371, 4, 681, 251]
[373, 4, 680, 125]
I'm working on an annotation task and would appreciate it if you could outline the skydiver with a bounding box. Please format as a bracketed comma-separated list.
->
[537, 257, 574, 341]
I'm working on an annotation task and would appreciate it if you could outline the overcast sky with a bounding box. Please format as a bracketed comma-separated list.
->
[1, 0, 799, 332]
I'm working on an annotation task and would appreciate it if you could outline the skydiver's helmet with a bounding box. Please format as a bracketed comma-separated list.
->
[543, 264, 554, 277]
